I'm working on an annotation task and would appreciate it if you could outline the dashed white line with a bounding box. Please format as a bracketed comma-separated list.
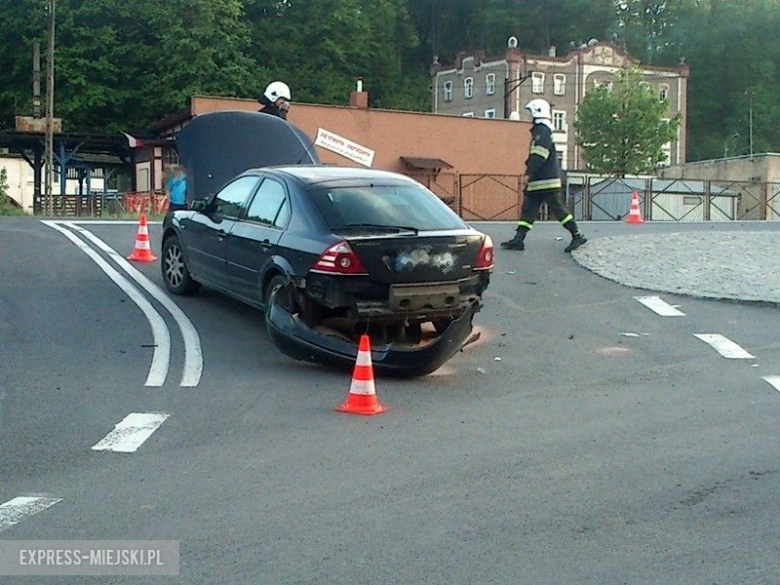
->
[694, 334, 756, 359]
[634, 296, 685, 317]
[66, 223, 203, 387]
[42, 220, 170, 386]
[91, 412, 170, 453]
[762, 376, 780, 392]
[0, 496, 63, 533]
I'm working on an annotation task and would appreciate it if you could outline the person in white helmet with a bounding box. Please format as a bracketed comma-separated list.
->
[258, 81, 292, 120]
[501, 98, 587, 252]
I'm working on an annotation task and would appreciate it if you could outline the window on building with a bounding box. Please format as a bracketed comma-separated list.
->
[484, 109, 496, 118]
[532, 72, 545, 94]
[462, 112, 474, 117]
[553, 74, 566, 95]
[443, 81, 453, 102]
[486, 73, 496, 95]
[552, 110, 566, 132]
[594, 80, 613, 92]
[163, 149, 179, 168]
[464, 77, 474, 99]
[659, 84, 669, 102]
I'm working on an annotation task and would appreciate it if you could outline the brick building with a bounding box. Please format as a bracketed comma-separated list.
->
[431, 38, 689, 171]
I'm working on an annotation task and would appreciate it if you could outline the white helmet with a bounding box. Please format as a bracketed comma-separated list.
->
[525, 98, 551, 120]
[264, 81, 291, 103]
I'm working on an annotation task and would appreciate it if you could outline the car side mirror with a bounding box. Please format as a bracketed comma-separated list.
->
[191, 199, 208, 213]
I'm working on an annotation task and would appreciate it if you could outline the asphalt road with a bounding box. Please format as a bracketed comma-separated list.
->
[1, 217, 779, 584]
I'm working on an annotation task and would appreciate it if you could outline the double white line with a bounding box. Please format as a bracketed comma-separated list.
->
[42, 220, 202, 387]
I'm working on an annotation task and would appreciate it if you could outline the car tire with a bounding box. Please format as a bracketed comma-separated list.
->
[162, 235, 200, 296]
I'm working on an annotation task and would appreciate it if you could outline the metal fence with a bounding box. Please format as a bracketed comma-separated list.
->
[563, 176, 780, 222]
[30, 174, 780, 222]
[33, 191, 169, 217]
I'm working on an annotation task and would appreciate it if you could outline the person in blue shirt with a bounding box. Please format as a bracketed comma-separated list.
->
[166, 165, 188, 212]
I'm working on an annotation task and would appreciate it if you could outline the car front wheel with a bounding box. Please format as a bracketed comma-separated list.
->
[162, 235, 201, 295]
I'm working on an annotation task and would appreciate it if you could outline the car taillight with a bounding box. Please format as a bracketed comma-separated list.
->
[311, 240, 368, 275]
[473, 235, 495, 270]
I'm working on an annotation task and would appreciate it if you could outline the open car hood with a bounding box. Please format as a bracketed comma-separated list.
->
[175, 110, 320, 201]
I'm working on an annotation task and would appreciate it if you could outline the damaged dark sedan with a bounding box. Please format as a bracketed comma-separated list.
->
[161, 111, 494, 376]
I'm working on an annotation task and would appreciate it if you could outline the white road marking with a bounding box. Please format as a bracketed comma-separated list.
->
[42, 221, 170, 386]
[66, 223, 203, 387]
[762, 376, 780, 392]
[0, 496, 63, 533]
[634, 296, 685, 317]
[694, 334, 756, 359]
[91, 412, 169, 453]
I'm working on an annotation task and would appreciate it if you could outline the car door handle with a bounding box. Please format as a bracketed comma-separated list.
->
[217, 229, 227, 240]
[261, 238, 272, 250]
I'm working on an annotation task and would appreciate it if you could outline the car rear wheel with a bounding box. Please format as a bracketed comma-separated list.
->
[162, 235, 200, 295]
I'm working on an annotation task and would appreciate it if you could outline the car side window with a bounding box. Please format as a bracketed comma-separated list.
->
[245, 178, 289, 227]
[213, 176, 259, 219]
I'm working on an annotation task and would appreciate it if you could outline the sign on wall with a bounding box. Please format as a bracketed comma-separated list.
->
[315, 128, 375, 167]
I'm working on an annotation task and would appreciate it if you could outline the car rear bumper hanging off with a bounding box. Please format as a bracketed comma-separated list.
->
[265, 300, 480, 377]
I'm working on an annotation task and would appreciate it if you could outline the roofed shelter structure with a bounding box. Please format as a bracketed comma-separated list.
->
[0, 117, 134, 214]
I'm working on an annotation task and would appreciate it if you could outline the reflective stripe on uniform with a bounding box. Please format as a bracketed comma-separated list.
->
[526, 178, 562, 191]
[517, 220, 534, 229]
[529, 145, 550, 159]
[559, 214, 573, 225]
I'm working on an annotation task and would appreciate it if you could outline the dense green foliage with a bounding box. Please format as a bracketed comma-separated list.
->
[0, 167, 26, 215]
[0, 0, 777, 161]
[575, 67, 680, 176]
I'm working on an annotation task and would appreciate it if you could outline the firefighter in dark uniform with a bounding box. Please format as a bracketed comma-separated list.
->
[501, 99, 587, 253]
[258, 81, 292, 120]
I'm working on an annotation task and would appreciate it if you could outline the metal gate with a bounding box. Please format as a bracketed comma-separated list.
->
[459, 174, 523, 221]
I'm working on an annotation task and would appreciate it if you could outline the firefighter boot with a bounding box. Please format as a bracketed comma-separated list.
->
[565, 232, 587, 253]
[500, 229, 525, 250]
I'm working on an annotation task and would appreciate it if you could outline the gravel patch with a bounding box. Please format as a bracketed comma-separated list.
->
[571, 231, 780, 305]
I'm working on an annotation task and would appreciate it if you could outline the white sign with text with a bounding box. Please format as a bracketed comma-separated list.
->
[315, 128, 375, 167]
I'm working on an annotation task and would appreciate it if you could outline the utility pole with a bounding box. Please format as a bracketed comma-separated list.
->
[44, 0, 55, 216]
[748, 92, 754, 158]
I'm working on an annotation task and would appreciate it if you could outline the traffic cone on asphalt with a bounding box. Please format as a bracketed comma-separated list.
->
[127, 214, 157, 262]
[336, 334, 388, 416]
[625, 191, 644, 224]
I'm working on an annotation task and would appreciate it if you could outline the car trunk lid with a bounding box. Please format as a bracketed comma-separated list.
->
[346, 232, 484, 284]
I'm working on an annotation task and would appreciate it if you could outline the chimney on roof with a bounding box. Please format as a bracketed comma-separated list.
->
[350, 78, 368, 109]
[548, 46, 557, 57]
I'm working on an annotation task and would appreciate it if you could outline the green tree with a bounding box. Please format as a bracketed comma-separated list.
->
[674, 0, 780, 160]
[0, 167, 25, 215]
[0, 0, 47, 127]
[0, 168, 9, 203]
[575, 66, 680, 176]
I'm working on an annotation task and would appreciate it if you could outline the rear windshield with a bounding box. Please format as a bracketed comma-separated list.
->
[308, 183, 467, 231]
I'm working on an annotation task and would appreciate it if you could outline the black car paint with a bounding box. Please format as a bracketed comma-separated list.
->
[165, 111, 492, 376]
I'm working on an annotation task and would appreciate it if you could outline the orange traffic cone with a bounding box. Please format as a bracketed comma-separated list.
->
[127, 214, 157, 262]
[336, 334, 388, 416]
[625, 191, 644, 223]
